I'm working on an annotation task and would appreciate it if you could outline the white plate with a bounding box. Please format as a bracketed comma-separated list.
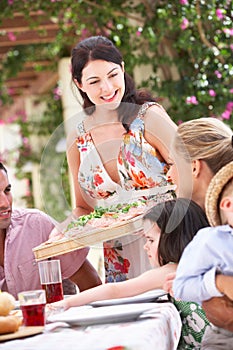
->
[47, 303, 158, 326]
[90, 289, 167, 307]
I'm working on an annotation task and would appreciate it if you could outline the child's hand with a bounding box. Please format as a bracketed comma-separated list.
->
[163, 272, 176, 297]
[46, 299, 69, 317]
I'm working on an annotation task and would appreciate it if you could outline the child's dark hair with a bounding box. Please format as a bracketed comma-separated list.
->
[143, 198, 209, 266]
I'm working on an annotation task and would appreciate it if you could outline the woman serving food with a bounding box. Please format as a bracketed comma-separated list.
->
[49, 35, 177, 282]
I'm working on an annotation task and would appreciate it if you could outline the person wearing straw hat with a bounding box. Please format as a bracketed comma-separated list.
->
[173, 161, 233, 349]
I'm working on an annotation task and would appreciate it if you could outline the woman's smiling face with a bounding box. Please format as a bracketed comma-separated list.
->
[77, 59, 125, 110]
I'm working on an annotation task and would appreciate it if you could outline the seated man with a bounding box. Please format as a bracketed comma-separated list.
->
[0, 162, 102, 298]
[62, 279, 78, 295]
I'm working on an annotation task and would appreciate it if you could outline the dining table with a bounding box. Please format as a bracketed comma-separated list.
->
[0, 296, 182, 350]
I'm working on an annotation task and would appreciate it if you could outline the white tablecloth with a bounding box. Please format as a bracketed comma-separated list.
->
[0, 302, 181, 350]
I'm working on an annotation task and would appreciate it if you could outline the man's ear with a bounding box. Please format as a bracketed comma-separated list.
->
[220, 197, 233, 212]
[192, 159, 201, 178]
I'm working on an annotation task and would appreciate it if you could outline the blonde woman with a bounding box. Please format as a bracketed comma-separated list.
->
[164, 118, 233, 339]
[167, 117, 233, 210]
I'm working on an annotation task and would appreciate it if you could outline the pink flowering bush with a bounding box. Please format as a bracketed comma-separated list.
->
[186, 96, 198, 105]
[7, 31, 16, 41]
[181, 18, 189, 30]
[209, 90, 216, 97]
[216, 9, 225, 20]
[0, 0, 232, 128]
[0, 0, 231, 217]
[180, 0, 189, 5]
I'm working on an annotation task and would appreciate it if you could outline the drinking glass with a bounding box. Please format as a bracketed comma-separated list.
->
[18, 289, 46, 326]
[38, 259, 64, 304]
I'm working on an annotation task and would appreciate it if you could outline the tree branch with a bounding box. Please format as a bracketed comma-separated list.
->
[140, 0, 154, 20]
[83, 0, 144, 25]
[196, 0, 225, 64]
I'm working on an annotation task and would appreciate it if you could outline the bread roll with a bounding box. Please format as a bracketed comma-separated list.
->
[0, 292, 16, 316]
[0, 315, 22, 334]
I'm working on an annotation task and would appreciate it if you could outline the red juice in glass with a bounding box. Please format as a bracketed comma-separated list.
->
[41, 282, 64, 303]
[21, 303, 46, 326]
[38, 260, 64, 304]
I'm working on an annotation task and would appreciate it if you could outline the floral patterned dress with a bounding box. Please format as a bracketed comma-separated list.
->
[76, 102, 173, 282]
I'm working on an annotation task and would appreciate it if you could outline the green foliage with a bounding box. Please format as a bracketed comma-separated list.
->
[0, 0, 232, 125]
[0, 0, 232, 214]
[2, 90, 67, 213]
[39, 121, 71, 221]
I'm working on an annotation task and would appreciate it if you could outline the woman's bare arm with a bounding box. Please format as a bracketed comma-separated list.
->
[144, 104, 177, 163]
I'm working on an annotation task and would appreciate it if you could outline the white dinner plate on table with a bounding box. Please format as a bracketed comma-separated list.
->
[47, 303, 157, 326]
[89, 289, 167, 307]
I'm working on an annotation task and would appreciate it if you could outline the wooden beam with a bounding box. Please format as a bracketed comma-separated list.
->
[31, 71, 59, 94]
[6, 71, 38, 80]
[0, 11, 65, 121]
[0, 71, 58, 119]
[0, 28, 59, 46]
[24, 61, 52, 68]
[0, 12, 59, 32]
[0, 22, 59, 33]
[5, 80, 33, 88]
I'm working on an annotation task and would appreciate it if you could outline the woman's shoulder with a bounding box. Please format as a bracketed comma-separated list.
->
[66, 120, 86, 148]
[137, 101, 168, 121]
[76, 120, 86, 136]
[141, 101, 165, 110]
[129, 101, 170, 131]
[138, 101, 177, 134]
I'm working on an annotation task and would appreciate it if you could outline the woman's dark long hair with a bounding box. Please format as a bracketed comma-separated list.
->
[71, 36, 157, 130]
[143, 198, 209, 266]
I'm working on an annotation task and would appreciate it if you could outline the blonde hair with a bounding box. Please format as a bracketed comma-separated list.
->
[173, 118, 233, 174]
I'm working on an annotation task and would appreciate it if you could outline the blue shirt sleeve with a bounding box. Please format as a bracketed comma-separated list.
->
[173, 225, 233, 304]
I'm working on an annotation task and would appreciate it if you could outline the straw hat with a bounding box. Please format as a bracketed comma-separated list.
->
[205, 161, 233, 226]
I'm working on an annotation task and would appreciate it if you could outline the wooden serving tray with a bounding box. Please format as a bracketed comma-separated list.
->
[0, 326, 44, 342]
[33, 215, 144, 261]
